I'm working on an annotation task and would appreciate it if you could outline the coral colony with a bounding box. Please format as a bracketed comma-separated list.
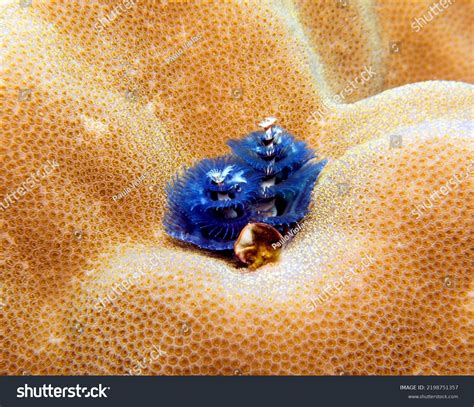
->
[163, 118, 327, 251]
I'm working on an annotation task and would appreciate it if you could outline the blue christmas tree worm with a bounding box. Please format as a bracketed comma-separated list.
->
[163, 156, 260, 250]
[228, 117, 327, 229]
[164, 118, 327, 251]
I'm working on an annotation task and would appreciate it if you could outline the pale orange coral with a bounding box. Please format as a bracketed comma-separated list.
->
[0, 0, 472, 375]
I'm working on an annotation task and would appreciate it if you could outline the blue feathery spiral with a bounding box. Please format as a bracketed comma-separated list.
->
[227, 126, 313, 176]
[163, 156, 260, 250]
[227, 121, 327, 229]
[164, 119, 327, 250]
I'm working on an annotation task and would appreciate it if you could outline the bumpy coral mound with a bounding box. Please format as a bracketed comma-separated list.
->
[0, 0, 472, 375]
[375, 0, 474, 90]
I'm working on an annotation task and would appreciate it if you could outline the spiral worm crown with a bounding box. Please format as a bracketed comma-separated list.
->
[164, 122, 327, 250]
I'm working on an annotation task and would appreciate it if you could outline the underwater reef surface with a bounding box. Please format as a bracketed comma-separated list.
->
[0, 0, 473, 375]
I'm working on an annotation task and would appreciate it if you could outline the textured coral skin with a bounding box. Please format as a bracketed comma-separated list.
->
[0, 0, 473, 375]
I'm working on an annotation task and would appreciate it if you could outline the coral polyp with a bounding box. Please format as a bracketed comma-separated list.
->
[164, 119, 327, 251]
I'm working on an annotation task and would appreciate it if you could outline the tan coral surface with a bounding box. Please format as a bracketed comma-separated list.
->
[0, 0, 473, 375]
